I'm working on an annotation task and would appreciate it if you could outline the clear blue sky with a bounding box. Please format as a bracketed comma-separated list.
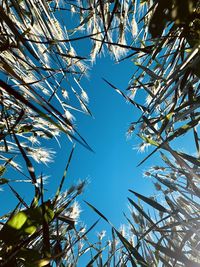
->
[45, 54, 157, 230]
[0, 51, 159, 232]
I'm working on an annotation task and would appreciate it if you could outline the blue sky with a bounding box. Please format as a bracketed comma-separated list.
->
[45, 54, 157, 230]
[0, 50, 158, 233]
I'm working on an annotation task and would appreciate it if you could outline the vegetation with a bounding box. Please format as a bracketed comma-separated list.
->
[0, 0, 199, 266]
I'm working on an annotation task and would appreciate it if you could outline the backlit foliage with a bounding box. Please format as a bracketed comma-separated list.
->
[0, 0, 199, 266]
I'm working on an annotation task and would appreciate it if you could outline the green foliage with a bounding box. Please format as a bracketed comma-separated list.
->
[0, 0, 199, 266]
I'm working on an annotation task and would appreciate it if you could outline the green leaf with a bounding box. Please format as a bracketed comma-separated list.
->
[0, 166, 6, 177]
[139, 135, 159, 146]
[7, 211, 27, 230]
[23, 225, 37, 235]
[0, 201, 54, 245]
[33, 258, 51, 267]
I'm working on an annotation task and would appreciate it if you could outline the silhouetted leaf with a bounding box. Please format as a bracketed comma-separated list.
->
[129, 190, 168, 213]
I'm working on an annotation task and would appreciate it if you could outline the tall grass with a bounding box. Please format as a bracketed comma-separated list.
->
[0, 0, 199, 266]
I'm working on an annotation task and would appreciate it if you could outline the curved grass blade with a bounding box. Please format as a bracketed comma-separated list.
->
[53, 145, 75, 206]
[13, 134, 40, 208]
[84, 201, 110, 224]
[8, 184, 29, 209]
[146, 239, 200, 267]
[128, 197, 155, 225]
[129, 190, 168, 213]
[86, 248, 104, 267]
[103, 78, 148, 112]
[114, 228, 148, 267]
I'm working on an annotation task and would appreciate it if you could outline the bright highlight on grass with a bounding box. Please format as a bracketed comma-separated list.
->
[0, 0, 199, 266]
